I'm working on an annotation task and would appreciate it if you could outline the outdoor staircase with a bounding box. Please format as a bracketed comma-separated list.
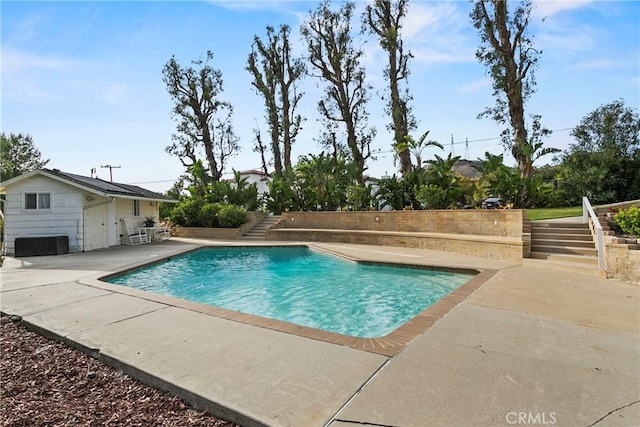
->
[240, 215, 281, 240]
[524, 220, 608, 278]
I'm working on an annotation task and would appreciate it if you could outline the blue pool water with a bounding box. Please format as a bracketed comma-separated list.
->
[108, 246, 473, 338]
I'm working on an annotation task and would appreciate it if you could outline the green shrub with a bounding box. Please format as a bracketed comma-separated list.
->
[614, 206, 640, 237]
[159, 201, 174, 220]
[205, 172, 260, 211]
[217, 204, 248, 228]
[415, 184, 446, 209]
[266, 175, 297, 214]
[346, 184, 373, 211]
[168, 197, 248, 228]
[198, 202, 224, 228]
[168, 197, 203, 227]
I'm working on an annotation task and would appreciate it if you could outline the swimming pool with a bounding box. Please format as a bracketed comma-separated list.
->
[108, 246, 474, 338]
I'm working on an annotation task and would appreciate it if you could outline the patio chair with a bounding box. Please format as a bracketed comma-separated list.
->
[123, 218, 149, 245]
[151, 225, 171, 240]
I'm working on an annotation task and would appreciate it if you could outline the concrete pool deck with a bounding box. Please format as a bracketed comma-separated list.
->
[1, 239, 638, 427]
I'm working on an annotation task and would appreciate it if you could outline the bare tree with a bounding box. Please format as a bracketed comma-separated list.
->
[364, 0, 415, 175]
[471, 0, 555, 180]
[252, 125, 270, 175]
[301, 0, 375, 183]
[247, 25, 305, 177]
[162, 51, 238, 182]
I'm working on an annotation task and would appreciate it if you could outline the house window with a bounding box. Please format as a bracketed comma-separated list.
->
[24, 192, 51, 210]
[133, 200, 140, 216]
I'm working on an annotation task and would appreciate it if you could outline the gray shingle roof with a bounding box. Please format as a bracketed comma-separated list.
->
[43, 169, 176, 202]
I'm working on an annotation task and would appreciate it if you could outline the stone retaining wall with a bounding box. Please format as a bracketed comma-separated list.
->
[606, 243, 640, 284]
[267, 210, 530, 262]
[273, 210, 526, 236]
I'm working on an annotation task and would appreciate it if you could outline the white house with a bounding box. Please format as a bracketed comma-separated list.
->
[231, 169, 271, 197]
[0, 168, 178, 255]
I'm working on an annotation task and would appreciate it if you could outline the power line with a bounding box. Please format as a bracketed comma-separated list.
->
[130, 127, 574, 183]
[128, 179, 178, 185]
[372, 127, 574, 155]
[128, 169, 243, 186]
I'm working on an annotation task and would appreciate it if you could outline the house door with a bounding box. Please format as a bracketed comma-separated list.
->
[87, 205, 106, 250]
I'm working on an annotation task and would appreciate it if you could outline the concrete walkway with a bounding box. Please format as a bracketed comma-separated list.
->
[1, 239, 638, 427]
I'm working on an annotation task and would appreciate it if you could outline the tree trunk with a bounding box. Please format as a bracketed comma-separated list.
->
[389, 49, 411, 174]
[494, 0, 530, 179]
[281, 86, 292, 171]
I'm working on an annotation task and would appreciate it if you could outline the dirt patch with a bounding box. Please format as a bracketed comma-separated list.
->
[0, 316, 237, 426]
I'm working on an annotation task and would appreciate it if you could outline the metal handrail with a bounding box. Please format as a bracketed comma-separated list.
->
[582, 197, 605, 270]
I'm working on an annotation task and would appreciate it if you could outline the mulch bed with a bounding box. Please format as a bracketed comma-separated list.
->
[0, 316, 238, 426]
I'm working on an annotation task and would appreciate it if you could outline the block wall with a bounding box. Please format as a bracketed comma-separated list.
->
[268, 210, 529, 262]
[277, 210, 526, 238]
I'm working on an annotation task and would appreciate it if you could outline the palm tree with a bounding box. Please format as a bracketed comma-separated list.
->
[423, 153, 462, 209]
[394, 130, 444, 173]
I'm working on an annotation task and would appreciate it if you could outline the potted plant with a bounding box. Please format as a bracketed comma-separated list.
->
[143, 216, 156, 227]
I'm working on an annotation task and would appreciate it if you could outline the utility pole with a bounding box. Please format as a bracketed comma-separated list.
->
[450, 134, 454, 156]
[100, 165, 121, 182]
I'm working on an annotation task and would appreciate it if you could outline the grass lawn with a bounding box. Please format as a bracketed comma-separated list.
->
[527, 206, 582, 221]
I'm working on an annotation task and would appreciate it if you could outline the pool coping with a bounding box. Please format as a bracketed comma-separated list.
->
[87, 243, 497, 357]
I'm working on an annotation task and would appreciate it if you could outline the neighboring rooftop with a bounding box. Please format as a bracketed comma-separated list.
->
[452, 159, 483, 179]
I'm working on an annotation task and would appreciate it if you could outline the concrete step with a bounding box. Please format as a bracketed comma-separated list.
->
[532, 228, 614, 238]
[531, 227, 592, 236]
[530, 245, 597, 256]
[522, 258, 606, 278]
[240, 215, 282, 240]
[250, 223, 280, 229]
[531, 221, 587, 229]
[531, 239, 595, 248]
[243, 231, 267, 236]
[249, 226, 271, 232]
[240, 235, 268, 240]
[531, 225, 591, 233]
[529, 252, 598, 266]
[531, 233, 593, 241]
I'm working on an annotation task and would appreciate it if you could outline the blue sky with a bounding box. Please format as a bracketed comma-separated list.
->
[2, 0, 638, 192]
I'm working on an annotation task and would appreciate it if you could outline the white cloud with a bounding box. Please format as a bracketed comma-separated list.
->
[457, 78, 491, 94]
[103, 84, 129, 106]
[1, 48, 85, 102]
[208, 0, 298, 12]
[3, 79, 54, 103]
[10, 14, 46, 44]
[412, 48, 471, 64]
[531, 0, 593, 19]
[402, 2, 476, 65]
[403, 3, 453, 40]
[572, 58, 622, 70]
[403, 2, 461, 42]
[536, 24, 599, 55]
[1, 48, 83, 75]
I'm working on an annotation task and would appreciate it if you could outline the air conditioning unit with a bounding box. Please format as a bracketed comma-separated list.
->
[15, 236, 70, 257]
